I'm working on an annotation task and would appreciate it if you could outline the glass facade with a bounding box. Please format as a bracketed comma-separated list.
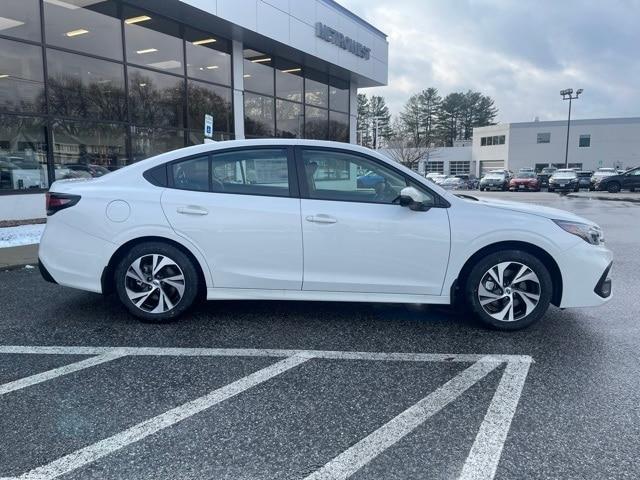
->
[0, 1, 352, 195]
[243, 48, 351, 141]
[1, 0, 234, 194]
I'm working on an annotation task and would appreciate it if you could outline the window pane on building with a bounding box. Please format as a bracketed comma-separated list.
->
[275, 60, 302, 102]
[52, 121, 127, 177]
[329, 77, 349, 113]
[128, 66, 185, 129]
[244, 92, 274, 138]
[0, 0, 41, 42]
[0, 38, 45, 113]
[276, 99, 303, 138]
[47, 49, 126, 121]
[305, 106, 328, 140]
[0, 115, 49, 191]
[131, 126, 185, 162]
[184, 28, 231, 86]
[305, 74, 328, 108]
[44, 0, 122, 60]
[329, 111, 349, 142]
[579, 134, 591, 147]
[124, 6, 183, 76]
[537, 132, 551, 143]
[450, 161, 471, 175]
[243, 49, 274, 96]
[187, 80, 233, 137]
[426, 161, 444, 173]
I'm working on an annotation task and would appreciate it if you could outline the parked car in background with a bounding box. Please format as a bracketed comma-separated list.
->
[66, 164, 112, 178]
[357, 170, 385, 189]
[509, 171, 541, 191]
[576, 171, 593, 190]
[441, 176, 467, 190]
[590, 169, 617, 191]
[537, 167, 557, 189]
[455, 174, 479, 189]
[518, 167, 535, 174]
[593, 166, 640, 193]
[479, 171, 510, 191]
[429, 174, 448, 185]
[548, 169, 579, 192]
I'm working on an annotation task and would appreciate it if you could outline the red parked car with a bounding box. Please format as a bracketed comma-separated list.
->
[509, 172, 541, 191]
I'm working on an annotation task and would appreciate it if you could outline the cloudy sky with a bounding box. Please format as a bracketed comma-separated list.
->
[339, 0, 640, 123]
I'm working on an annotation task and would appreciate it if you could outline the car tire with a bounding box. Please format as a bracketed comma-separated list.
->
[607, 182, 621, 193]
[465, 250, 553, 331]
[114, 242, 199, 323]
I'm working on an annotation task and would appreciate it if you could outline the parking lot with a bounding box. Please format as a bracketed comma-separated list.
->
[1, 192, 639, 479]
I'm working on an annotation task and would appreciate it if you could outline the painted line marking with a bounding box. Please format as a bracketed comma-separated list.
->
[5, 355, 309, 480]
[458, 359, 532, 480]
[0, 353, 126, 396]
[0, 345, 533, 364]
[303, 358, 501, 480]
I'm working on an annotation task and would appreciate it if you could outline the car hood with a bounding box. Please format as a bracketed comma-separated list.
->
[458, 195, 596, 225]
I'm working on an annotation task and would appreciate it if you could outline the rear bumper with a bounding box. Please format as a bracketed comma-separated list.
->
[38, 259, 57, 284]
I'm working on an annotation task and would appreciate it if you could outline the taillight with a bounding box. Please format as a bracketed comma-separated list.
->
[46, 192, 81, 216]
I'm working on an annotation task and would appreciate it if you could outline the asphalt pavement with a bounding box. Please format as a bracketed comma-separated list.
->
[0, 192, 638, 479]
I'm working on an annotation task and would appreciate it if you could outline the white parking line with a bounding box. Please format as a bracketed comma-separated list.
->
[0, 353, 126, 396]
[0, 345, 531, 364]
[5, 355, 309, 480]
[458, 360, 531, 480]
[0, 346, 532, 480]
[303, 358, 501, 480]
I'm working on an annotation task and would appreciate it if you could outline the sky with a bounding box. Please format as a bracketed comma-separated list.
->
[339, 0, 640, 123]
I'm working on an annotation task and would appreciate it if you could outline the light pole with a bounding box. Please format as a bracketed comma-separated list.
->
[560, 88, 583, 168]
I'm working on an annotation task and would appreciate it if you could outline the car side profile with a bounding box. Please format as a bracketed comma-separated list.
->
[39, 140, 613, 330]
[594, 166, 640, 193]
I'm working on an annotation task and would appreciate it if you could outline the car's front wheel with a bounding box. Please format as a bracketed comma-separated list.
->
[115, 242, 199, 322]
[465, 250, 553, 330]
[607, 182, 621, 193]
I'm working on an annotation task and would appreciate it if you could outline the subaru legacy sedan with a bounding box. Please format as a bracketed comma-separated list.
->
[39, 140, 612, 330]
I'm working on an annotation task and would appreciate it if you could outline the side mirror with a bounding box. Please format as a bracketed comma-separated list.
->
[398, 186, 432, 211]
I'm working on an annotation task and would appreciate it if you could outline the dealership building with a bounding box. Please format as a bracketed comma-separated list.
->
[0, 0, 388, 220]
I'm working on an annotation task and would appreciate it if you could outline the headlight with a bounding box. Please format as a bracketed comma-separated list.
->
[549, 178, 556, 183]
[553, 220, 604, 245]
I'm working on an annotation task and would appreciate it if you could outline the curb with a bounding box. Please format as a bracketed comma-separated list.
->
[565, 193, 640, 203]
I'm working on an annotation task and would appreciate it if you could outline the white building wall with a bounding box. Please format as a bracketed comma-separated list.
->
[472, 124, 510, 176]
[0, 194, 45, 221]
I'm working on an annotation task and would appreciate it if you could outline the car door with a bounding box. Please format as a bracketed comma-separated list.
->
[161, 147, 303, 290]
[623, 168, 640, 190]
[297, 147, 451, 296]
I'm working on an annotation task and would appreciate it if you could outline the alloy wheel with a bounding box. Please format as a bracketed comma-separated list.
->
[477, 261, 541, 322]
[124, 254, 185, 313]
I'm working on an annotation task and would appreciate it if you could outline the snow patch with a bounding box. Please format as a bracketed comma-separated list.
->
[0, 224, 45, 248]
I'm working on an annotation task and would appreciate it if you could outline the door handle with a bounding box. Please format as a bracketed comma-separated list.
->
[306, 214, 337, 224]
[177, 206, 209, 216]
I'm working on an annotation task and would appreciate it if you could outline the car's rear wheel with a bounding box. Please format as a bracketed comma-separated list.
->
[115, 242, 199, 322]
[465, 250, 552, 330]
[607, 182, 621, 193]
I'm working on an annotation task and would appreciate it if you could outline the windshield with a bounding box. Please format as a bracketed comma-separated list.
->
[554, 170, 577, 179]
[541, 168, 556, 174]
[484, 174, 504, 180]
[593, 172, 614, 178]
[516, 172, 536, 178]
[443, 177, 461, 184]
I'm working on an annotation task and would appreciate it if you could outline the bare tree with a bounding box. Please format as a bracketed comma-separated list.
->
[382, 119, 440, 172]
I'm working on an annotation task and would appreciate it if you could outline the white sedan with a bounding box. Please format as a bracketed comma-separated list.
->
[39, 140, 613, 330]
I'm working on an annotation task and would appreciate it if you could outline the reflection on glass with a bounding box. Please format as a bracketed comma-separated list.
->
[124, 6, 183, 75]
[244, 92, 274, 138]
[305, 106, 328, 140]
[329, 77, 349, 113]
[276, 100, 303, 138]
[188, 130, 234, 145]
[128, 67, 185, 128]
[243, 49, 274, 96]
[131, 126, 185, 162]
[275, 60, 302, 102]
[47, 49, 126, 121]
[187, 80, 233, 135]
[185, 28, 231, 86]
[52, 121, 127, 177]
[329, 111, 349, 142]
[0, 0, 41, 42]
[44, 0, 122, 60]
[0, 38, 45, 113]
[305, 75, 328, 108]
[0, 115, 49, 190]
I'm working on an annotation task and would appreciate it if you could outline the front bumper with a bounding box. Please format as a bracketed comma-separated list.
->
[557, 241, 613, 308]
